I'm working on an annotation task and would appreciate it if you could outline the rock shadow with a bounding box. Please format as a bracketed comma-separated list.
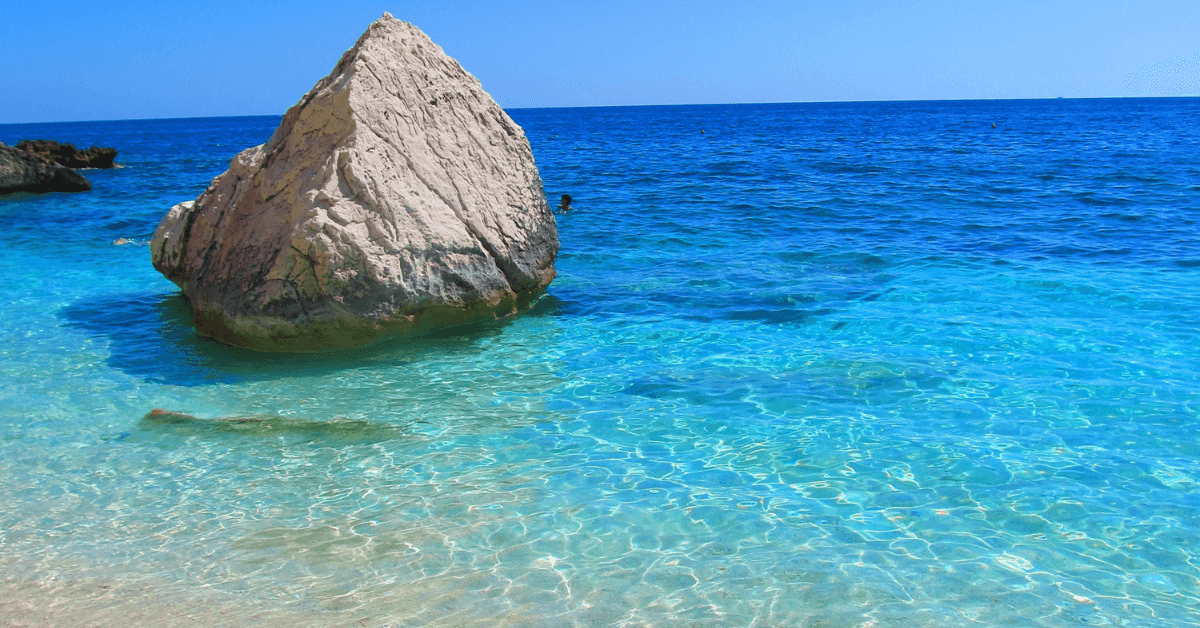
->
[60, 291, 524, 386]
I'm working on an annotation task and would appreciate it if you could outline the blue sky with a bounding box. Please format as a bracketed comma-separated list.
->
[2, 0, 1198, 123]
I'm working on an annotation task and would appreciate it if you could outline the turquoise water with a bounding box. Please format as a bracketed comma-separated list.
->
[1, 99, 1199, 626]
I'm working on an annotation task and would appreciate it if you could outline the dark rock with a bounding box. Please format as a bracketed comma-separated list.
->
[0, 143, 92, 194]
[16, 139, 117, 169]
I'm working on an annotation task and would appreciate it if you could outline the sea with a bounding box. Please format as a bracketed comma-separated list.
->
[1, 98, 1198, 627]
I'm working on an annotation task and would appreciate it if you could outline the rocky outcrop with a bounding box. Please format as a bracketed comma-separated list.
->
[0, 143, 92, 194]
[151, 13, 558, 352]
[16, 140, 117, 169]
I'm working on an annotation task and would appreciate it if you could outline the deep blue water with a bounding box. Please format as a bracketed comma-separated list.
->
[1, 99, 1199, 626]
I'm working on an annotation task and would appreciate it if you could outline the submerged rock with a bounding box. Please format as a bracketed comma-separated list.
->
[141, 408, 406, 442]
[0, 143, 92, 194]
[16, 140, 117, 169]
[151, 13, 558, 352]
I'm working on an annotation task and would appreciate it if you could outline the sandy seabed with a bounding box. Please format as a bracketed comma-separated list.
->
[0, 576, 348, 628]
[0, 567, 566, 628]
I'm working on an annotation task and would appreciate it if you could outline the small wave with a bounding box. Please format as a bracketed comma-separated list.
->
[1074, 192, 1134, 207]
[1098, 212, 1145, 222]
[776, 250, 819, 263]
[720, 306, 835, 325]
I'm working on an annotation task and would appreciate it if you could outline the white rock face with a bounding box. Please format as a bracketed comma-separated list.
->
[151, 14, 558, 351]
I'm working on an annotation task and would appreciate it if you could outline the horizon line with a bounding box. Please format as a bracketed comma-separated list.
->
[1, 94, 1196, 127]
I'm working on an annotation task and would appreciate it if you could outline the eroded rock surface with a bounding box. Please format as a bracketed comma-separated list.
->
[151, 13, 558, 351]
[16, 140, 117, 169]
[0, 143, 92, 194]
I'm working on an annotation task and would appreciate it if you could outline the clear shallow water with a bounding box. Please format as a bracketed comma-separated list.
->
[1, 99, 1199, 627]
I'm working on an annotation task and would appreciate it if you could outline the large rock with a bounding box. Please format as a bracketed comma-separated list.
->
[151, 13, 558, 352]
[0, 143, 92, 194]
[16, 140, 118, 169]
